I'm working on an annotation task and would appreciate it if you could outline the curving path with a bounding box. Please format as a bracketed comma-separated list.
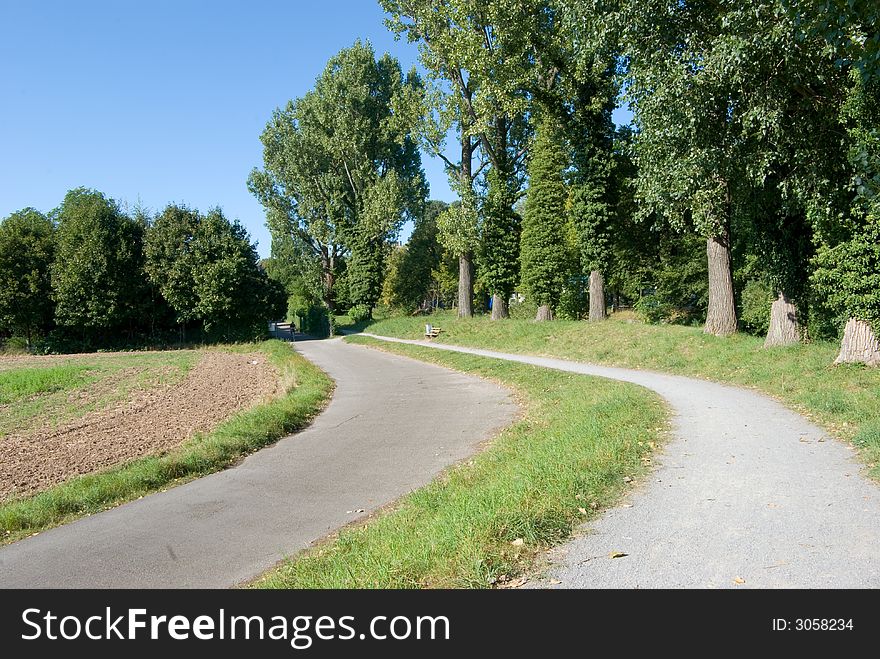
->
[361, 333, 880, 588]
[0, 338, 516, 588]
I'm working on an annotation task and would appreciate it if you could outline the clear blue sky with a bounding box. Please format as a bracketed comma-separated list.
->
[0, 1, 631, 257]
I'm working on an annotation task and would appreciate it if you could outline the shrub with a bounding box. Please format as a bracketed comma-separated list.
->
[509, 297, 538, 320]
[739, 279, 773, 335]
[347, 304, 372, 324]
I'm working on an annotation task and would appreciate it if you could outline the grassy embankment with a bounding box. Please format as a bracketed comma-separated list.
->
[0, 340, 332, 544]
[363, 311, 880, 479]
[256, 335, 667, 588]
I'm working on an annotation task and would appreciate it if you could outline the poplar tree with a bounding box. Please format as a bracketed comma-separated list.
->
[520, 119, 569, 320]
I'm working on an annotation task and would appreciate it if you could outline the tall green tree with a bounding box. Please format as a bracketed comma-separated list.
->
[145, 204, 284, 341]
[383, 0, 534, 317]
[143, 204, 202, 338]
[386, 200, 446, 311]
[569, 97, 616, 322]
[249, 41, 426, 327]
[479, 162, 522, 319]
[0, 208, 55, 348]
[621, 0, 748, 336]
[52, 188, 146, 338]
[520, 119, 569, 320]
[190, 209, 284, 340]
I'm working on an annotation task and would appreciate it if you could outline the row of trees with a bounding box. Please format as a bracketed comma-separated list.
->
[254, 1, 878, 363]
[0, 188, 284, 351]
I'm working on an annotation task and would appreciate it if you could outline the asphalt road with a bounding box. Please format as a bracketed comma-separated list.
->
[0, 338, 516, 588]
[361, 333, 880, 588]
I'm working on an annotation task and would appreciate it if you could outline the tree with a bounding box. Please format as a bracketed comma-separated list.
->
[145, 203, 283, 341]
[190, 209, 283, 340]
[250, 41, 426, 328]
[143, 204, 202, 338]
[620, 1, 750, 336]
[480, 164, 522, 319]
[520, 119, 569, 320]
[386, 200, 446, 311]
[52, 188, 147, 338]
[570, 100, 616, 322]
[382, 0, 534, 318]
[0, 208, 55, 348]
[813, 203, 880, 365]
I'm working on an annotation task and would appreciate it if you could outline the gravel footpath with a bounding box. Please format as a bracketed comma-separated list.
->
[361, 333, 880, 589]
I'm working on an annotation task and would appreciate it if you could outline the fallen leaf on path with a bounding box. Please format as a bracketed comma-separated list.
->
[578, 507, 588, 515]
[549, 579, 563, 585]
[609, 551, 628, 559]
[623, 476, 633, 483]
[733, 577, 745, 585]
[511, 538, 524, 547]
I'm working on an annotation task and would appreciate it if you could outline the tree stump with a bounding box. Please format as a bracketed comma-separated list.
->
[835, 318, 880, 366]
[764, 292, 800, 347]
[491, 293, 509, 320]
[535, 304, 553, 321]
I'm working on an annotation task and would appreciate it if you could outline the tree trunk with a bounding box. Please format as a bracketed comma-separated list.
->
[323, 252, 336, 336]
[764, 292, 801, 347]
[535, 304, 553, 321]
[704, 230, 737, 336]
[458, 252, 473, 318]
[491, 293, 509, 320]
[835, 318, 880, 366]
[456, 130, 476, 319]
[588, 270, 607, 321]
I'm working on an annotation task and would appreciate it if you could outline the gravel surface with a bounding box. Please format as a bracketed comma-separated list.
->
[0, 351, 277, 500]
[362, 334, 880, 589]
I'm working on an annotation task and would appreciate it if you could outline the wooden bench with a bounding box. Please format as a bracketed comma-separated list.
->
[424, 324, 442, 339]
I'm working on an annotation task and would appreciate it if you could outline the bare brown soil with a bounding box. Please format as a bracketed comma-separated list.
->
[0, 351, 279, 500]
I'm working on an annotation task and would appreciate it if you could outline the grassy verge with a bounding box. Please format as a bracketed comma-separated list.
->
[364, 312, 880, 480]
[255, 335, 666, 589]
[0, 340, 333, 545]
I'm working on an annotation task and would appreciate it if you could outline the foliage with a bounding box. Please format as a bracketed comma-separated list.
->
[0, 208, 55, 345]
[249, 41, 426, 315]
[634, 232, 709, 326]
[436, 192, 479, 258]
[383, 200, 448, 312]
[812, 203, 880, 335]
[51, 188, 148, 335]
[479, 164, 522, 303]
[143, 204, 202, 325]
[347, 304, 373, 325]
[739, 280, 774, 336]
[556, 275, 590, 320]
[520, 119, 570, 310]
[145, 204, 283, 341]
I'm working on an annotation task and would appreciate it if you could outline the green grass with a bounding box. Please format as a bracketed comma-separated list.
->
[0, 340, 333, 545]
[0, 364, 96, 404]
[0, 351, 199, 437]
[364, 311, 880, 479]
[255, 335, 667, 589]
